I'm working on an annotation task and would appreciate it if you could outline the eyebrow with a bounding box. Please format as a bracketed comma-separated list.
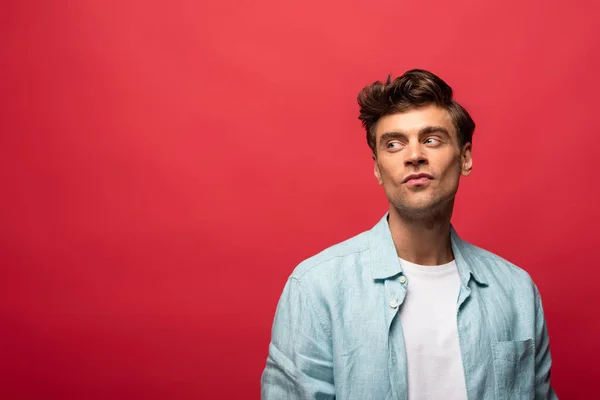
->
[379, 125, 451, 144]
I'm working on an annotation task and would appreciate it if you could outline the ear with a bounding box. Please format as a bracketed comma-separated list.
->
[461, 142, 473, 176]
[374, 157, 383, 185]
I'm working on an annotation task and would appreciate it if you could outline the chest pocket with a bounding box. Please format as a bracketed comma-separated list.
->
[491, 339, 535, 400]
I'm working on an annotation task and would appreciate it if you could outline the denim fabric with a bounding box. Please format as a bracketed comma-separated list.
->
[261, 213, 557, 400]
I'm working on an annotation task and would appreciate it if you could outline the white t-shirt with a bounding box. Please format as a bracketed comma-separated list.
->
[398, 257, 468, 400]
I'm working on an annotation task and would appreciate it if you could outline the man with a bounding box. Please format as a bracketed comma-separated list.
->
[261, 69, 557, 399]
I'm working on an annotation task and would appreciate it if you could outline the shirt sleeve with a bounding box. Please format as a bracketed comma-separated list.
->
[261, 276, 335, 400]
[533, 285, 558, 400]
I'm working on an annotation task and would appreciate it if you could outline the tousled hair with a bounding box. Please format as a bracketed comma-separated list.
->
[357, 69, 475, 156]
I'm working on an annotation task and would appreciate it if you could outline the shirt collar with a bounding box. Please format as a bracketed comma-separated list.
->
[368, 212, 488, 287]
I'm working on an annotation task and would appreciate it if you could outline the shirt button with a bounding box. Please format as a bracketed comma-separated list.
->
[390, 299, 398, 308]
[399, 276, 407, 284]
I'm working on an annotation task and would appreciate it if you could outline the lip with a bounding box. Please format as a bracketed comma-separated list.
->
[403, 173, 433, 184]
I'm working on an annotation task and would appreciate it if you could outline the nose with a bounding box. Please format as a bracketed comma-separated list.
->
[404, 142, 428, 167]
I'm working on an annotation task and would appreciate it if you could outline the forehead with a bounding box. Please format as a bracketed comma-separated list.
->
[374, 105, 456, 140]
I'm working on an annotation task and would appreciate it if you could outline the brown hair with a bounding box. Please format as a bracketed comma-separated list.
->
[357, 69, 475, 156]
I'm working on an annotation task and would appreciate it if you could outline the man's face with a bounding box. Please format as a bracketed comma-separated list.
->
[373, 105, 472, 217]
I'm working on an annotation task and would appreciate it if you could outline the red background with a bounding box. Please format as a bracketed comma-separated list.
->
[2, 0, 599, 398]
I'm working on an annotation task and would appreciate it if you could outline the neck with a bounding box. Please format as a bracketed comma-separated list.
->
[388, 202, 454, 266]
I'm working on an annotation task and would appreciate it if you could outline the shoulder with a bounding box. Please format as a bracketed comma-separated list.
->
[289, 229, 371, 282]
[460, 239, 540, 295]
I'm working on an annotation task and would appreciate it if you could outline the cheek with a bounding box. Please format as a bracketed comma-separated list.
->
[437, 163, 462, 186]
[385, 168, 405, 186]
[377, 161, 400, 182]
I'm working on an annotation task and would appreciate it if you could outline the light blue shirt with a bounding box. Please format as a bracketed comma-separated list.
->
[261, 214, 557, 399]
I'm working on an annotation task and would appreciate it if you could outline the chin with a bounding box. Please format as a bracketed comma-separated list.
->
[391, 197, 450, 217]
[392, 202, 434, 215]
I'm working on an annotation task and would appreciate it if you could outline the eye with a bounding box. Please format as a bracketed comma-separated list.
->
[424, 137, 441, 145]
[387, 141, 402, 149]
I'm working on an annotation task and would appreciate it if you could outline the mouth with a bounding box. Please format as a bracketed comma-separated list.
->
[403, 173, 433, 186]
